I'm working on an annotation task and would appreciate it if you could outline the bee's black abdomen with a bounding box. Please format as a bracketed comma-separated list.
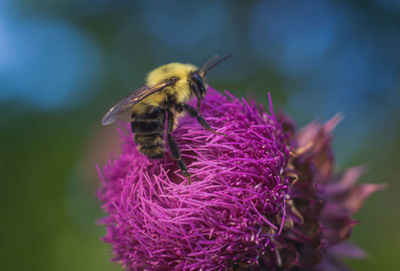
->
[134, 134, 163, 147]
[138, 144, 164, 159]
[132, 107, 165, 159]
[133, 121, 164, 135]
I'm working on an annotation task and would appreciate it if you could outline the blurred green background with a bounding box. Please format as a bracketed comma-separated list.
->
[0, 1, 399, 270]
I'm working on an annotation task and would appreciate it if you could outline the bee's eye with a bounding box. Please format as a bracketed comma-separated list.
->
[191, 72, 206, 97]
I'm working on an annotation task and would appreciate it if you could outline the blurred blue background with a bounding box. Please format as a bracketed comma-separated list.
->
[0, 0, 399, 270]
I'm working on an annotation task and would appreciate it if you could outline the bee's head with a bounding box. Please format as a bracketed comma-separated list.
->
[191, 55, 232, 100]
[190, 71, 207, 99]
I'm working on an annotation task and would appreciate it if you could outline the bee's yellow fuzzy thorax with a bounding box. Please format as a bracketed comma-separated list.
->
[131, 63, 198, 115]
[146, 63, 198, 86]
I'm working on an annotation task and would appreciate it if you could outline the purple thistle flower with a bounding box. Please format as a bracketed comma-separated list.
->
[97, 88, 382, 270]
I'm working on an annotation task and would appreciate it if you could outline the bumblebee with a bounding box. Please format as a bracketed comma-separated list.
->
[102, 55, 231, 182]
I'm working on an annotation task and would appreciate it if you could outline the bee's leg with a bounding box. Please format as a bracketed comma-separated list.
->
[197, 98, 203, 117]
[183, 104, 227, 136]
[167, 110, 191, 183]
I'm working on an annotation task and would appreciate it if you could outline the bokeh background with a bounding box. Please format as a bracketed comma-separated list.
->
[1, 0, 399, 270]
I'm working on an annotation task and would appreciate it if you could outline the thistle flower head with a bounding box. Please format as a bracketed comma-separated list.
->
[98, 88, 381, 270]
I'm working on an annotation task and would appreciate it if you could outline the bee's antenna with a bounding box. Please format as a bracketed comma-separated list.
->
[200, 55, 219, 73]
[200, 54, 233, 77]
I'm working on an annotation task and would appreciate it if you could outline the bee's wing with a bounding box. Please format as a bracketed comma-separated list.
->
[101, 79, 176, 126]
